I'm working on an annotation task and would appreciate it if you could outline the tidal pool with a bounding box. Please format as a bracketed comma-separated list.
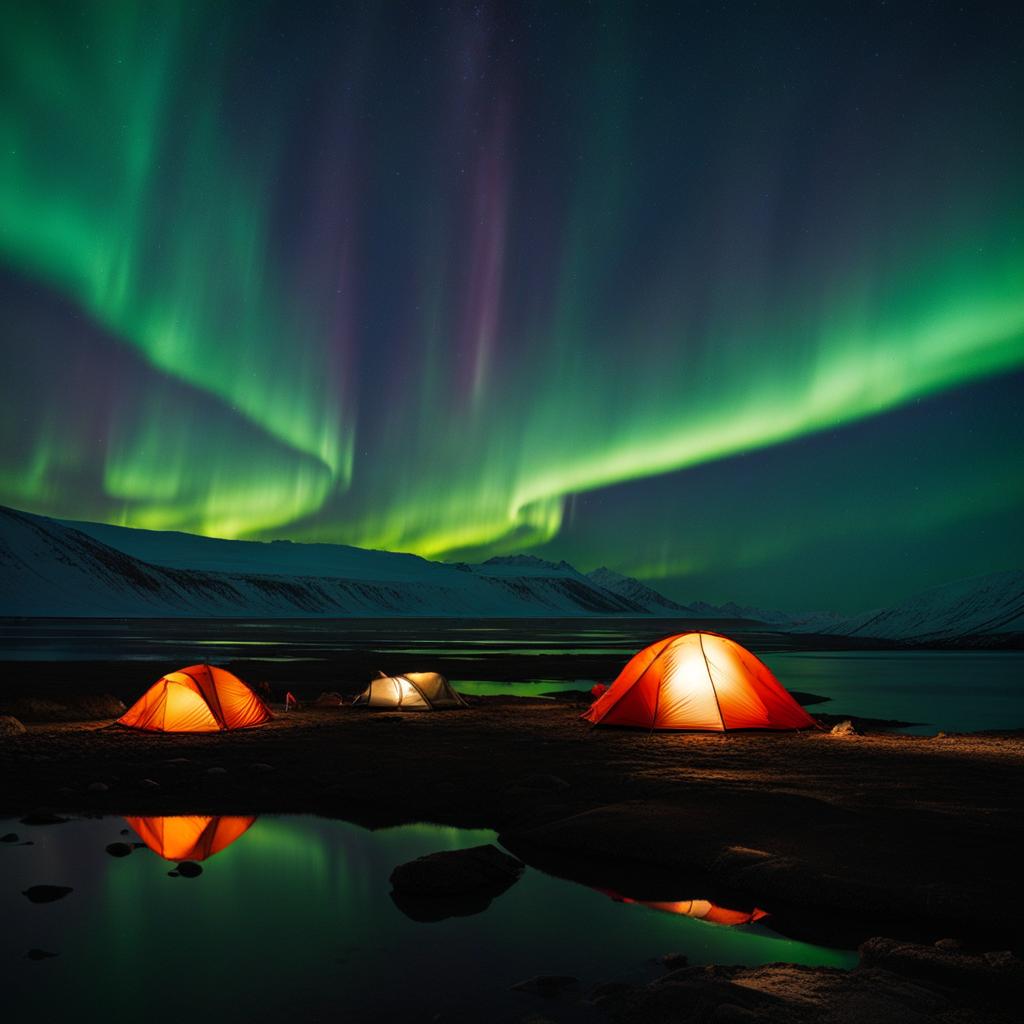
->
[1, 814, 855, 1022]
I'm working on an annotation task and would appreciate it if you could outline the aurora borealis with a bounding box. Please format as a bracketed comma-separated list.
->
[1, 2, 1022, 611]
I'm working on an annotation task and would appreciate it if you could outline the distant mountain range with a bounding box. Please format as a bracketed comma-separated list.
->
[0, 505, 1018, 644]
[798, 569, 1024, 645]
[0, 505, 785, 620]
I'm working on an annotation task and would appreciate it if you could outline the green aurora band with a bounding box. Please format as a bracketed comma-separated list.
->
[1, 2, 1022, 605]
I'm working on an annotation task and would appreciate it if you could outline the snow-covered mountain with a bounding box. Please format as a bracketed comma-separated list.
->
[0, 506, 665, 618]
[586, 567, 688, 613]
[799, 569, 1024, 643]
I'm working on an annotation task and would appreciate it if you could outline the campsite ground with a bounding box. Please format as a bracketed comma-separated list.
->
[2, 669, 1023, 1021]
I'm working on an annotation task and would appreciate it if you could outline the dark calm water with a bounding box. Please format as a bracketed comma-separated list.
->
[0, 815, 854, 1022]
[1, 619, 1022, 733]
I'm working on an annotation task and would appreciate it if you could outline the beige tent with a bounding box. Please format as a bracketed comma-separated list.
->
[353, 671, 468, 710]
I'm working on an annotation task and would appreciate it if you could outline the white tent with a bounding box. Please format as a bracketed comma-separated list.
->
[353, 671, 468, 710]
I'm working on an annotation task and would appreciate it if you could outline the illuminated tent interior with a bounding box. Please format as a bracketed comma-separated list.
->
[126, 815, 257, 862]
[582, 632, 816, 731]
[353, 671, 468, 710]
[117, 664, 272, 732]
[600, 888, 769, 926]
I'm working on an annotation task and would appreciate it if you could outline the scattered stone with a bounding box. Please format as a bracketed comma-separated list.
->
[164, 757, 191, 766]
[177, 861, 203, 878]
[22, 885, 73, 903]
[20, 810, 68, 825]
[139, 778, 160, 789]
[510, 975, 579, 997]
[120, 829, 132, 836]
[167, 871, 180, 877]
[934, 937, 962, 951]
[0, 714, 26, 736]
[251, 762, 274, 772]
[205, 766, 228, 776]
[105, 842, 133, 858]
[830, 719, 860, 737]
[25, 949, 58, 961]
[1, 832, 19, 843]
[660, 952, 689, 970]
[87, 781, 109, 793]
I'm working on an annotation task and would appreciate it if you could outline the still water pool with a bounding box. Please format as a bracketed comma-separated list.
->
[1, 815, 854, 1022]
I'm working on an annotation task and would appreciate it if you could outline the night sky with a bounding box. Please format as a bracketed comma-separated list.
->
[1, 2, 1022, 612]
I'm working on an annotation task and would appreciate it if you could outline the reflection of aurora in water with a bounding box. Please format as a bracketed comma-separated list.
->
[2, 5, 1023, 610]
[1, 815, 855, 1020]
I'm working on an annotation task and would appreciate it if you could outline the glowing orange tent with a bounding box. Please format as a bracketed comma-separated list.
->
[582, 632, 816, 731]
[117, 664, 271, 732]
[126, 815, 256, 861]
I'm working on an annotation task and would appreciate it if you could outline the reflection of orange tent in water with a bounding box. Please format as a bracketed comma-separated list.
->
[600, 888, 769, 926]
[126, 816, 257, 862]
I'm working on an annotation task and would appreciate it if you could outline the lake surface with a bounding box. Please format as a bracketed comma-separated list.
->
[1, 815, 855, 1022]
[2, 618, 1022, 734]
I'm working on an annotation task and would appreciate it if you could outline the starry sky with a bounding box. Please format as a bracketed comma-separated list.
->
[1, 1, 1022, 613]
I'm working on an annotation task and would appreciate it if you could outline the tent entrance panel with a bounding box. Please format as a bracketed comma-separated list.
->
[653, 636, 724, 731]
[162, 681, 221, 732]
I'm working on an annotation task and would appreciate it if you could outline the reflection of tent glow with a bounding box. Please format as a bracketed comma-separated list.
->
[583, 632, 816, 731]
[603, 889, 769, 926]
[126, 815, 257, 862]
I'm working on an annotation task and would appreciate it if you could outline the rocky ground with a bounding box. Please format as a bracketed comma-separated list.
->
[2, 677, 1023, 1022]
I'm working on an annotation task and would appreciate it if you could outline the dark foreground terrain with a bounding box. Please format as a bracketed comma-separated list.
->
[2, 676, 1023, 1022]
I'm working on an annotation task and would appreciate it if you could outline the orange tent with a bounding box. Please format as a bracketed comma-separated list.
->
[601, 888, 769, 926]
[117, 664, 271, 732]
[582, 632, 816, 731]
[126, 815, 256, 861]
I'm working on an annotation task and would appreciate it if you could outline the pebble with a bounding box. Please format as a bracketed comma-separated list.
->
[176, 861, 203, 878]
[139, 778, 160, 789]
[87, 782, 109, 793]
[22, 885, 73, 904]
[1, 832, 18, 843]
[205, 767, 227, 776]
[251, 763, 274, 772]
[105, 842, 133, 858]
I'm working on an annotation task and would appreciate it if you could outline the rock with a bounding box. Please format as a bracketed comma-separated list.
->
[120, 829, 132, 835]
[177, 861, 203, 878]
[0, 714, 26, 735]
[87, 781, 109, 793]
[1, 832, 19, 843]
[588, 981, 636, 1007]
[660, 952, 689, 970]
[714, 1004, 763, 1022]
[2, 693, 125, 722]
[517, 774, 570, 792]
[205, 766, 227, 776]
[313, 691, 344, 707]
[23, 885, 73, 903]
[139, 778, 160, 789]
[167, 871, 180, 877]
[934, 937, 961, 951]
[20, 810, 68, 825]
[251, 762, 274, 772]
[25, 949, 58, 960]
[830, 719, 860, 736]
[390, 844, 524, 922]
[105, 842, 133, 857]
[164, 757, 191, 766]
[859, 936, 1024, 992]
[510, 975, 578, 997]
